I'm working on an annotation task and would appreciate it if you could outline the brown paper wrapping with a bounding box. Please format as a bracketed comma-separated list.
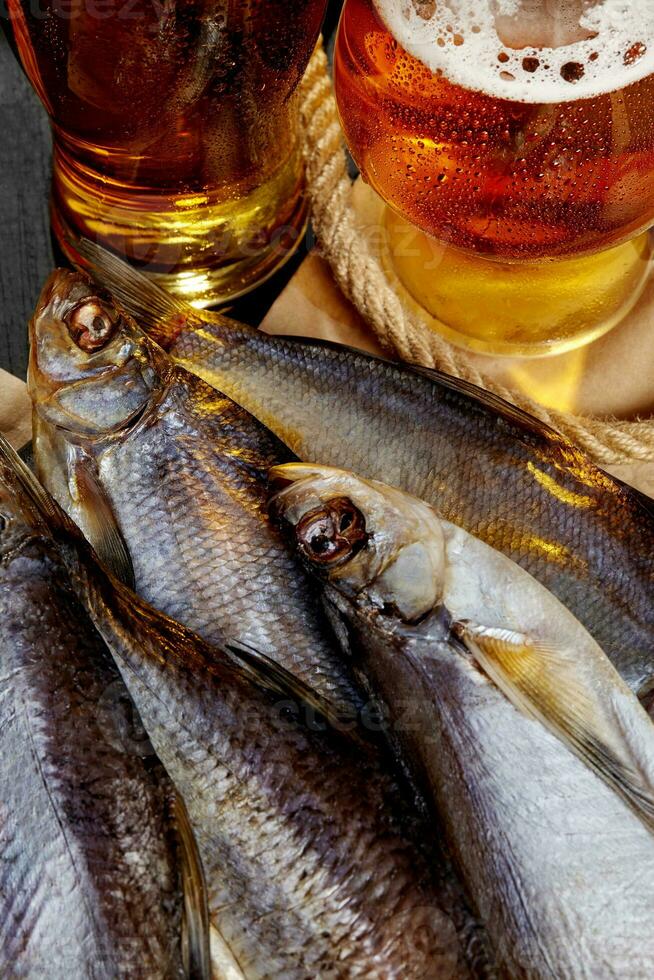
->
[0, 368, 32, 450]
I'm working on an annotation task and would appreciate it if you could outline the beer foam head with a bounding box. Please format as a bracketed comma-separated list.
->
[373, 0, 654, 103]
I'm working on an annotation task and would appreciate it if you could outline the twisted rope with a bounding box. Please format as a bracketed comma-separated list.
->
[299, 43, 654, 467]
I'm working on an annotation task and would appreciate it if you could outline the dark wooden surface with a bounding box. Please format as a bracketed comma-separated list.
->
[0, 30, 52, 381]
[0, 2, 344, 381]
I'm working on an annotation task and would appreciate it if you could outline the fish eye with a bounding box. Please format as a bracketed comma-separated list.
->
[65, 298, 120, 353]
[0, 515, 6, 533]
[296, 498, 367, 568]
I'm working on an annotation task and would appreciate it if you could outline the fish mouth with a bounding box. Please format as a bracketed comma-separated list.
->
[268, 462, 335, 493]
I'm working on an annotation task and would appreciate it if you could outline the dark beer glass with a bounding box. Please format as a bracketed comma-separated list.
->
[6, 0, 327, 306]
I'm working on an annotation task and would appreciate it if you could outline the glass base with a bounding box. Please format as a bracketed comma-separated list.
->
[50, 143, 309, 309]
[383, 210, 654, 358]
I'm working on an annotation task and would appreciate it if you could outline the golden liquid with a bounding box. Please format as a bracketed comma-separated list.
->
[50, 137, 307, 308]
[385, 213, 653, 357]
[8, 0, 326, 306]
[335, 0, 654, 356]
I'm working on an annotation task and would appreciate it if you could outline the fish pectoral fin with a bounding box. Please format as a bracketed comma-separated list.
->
[453, 620, 654, 835]
[171, 794, 212, 980]
[70, 452, 135, 590]
[0, 433, 77, 533]
[226, 642, 349, 732]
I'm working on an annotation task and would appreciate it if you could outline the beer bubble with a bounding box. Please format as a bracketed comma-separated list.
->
[560, 61, 585, 83]
[335, 0, 654, 263]
[625, 42, 648, 66]
[375, 0, 654, 103]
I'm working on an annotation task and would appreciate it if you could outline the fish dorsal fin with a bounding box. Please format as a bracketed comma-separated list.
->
[172, 794, 212, 980]
[74, 238, 187, 329]
[226, 642, 348, 732]
[70, 451, 135, 589]
[454, 621, 654, 836]
[271, 333, 566, 447]
[407, 362, 568, 446]
[73, 238, 229, 348]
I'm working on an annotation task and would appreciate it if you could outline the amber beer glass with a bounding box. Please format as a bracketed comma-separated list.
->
[5, 0, 327, 306]
[335, 0, 654, 356]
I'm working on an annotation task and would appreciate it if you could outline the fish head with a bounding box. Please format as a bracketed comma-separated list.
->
[28, 269, 170, 441]
[270, 463, 446, 625]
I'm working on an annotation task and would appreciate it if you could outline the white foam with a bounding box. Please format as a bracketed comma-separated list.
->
[373, 0, 654, 103]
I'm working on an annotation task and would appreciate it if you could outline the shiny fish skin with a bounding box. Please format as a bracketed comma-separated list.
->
[81, 589, 479, 980]
[0, 458, 184, 978]
[273, 467, 654, 979]
[165, 316, 654, 704]
[370, 634, 654, 979]
[26, 272, 496, 977]
[28, 271, 360, 715]
[0, 455, 488, 980]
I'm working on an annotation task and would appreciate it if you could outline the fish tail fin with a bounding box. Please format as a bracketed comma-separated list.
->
[70, 238, 227, 348]
[455, 621, 654, 837]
